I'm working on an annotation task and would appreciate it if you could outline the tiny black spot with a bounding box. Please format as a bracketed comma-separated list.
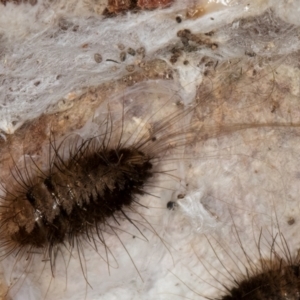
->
[34, 81, 41, 86]
[127, 48, 136, 56]
[136, 47, 146, 57]
[176, 101, 184, 107]
[118, 44, 125, 51]
[94, 53, 103, 63]
[176, 16, 182, 23]
[177, 194, 185, 199]
[126, 65, 135, 72]
[205, 31, 214, 36]
[120, 51, 126, 62]
[58, 19, 73, 31]
[205, 61, 214, 67]
[288, 217, 295, 226]
[211, 43, 218, 50]
[170, 55, 178, 64]
[245, 51, 256, 57]
[177, 29, 191, 38]
[167, 201, 177, 210]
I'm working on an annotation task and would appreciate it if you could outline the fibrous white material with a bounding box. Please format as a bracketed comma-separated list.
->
[2, 0, 300, 300]
[0, 0, 297, 133]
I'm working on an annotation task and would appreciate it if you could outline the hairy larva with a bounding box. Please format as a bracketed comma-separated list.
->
[201, 218, 300, 300]
[0, 80, 199, 298]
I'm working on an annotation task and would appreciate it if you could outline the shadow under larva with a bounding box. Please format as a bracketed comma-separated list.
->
[0, 80, 200, 299]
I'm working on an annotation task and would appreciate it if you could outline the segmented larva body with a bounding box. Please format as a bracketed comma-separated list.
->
[0, 85, 196, 278]
[221, 262, 300, 300]
[1, 144, 152, 264]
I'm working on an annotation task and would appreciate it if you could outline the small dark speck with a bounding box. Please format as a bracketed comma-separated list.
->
[170, 55, 178, 64]
[151, 137, 157, 142]
[126, 65, 135, 72]
[56, 74, 62, 80]
[288, 218, 295, 226]
[133, 235, 136, 239]
[167, 201, 177, 210]
[127, 48, 136, 56]
[176, 100, 184, 107]
[118, 43, 125, 50]
[177, 194, 185, 199]
[211, 43, 218, 50]
[183, 60, 189, 65]
[245, 51, 256, 57]
[205, 61, 214, 67]
[176, 16, 182, 23]
[34, 81, 41, 86]
[205, 31, 214, 36]
[59, 19, 73, 31]
[120, 51, 126, 62]
[210, 17, 214, 20]
[136, 47, 146, 57]
[94, 53, 102, 63]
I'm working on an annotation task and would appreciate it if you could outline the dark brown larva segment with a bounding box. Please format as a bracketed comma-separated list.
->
[221, 264, 300, 300]
[0, 83, 197, 280]
[0, 138, 153, 270]
[207, 218, 300, 300]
